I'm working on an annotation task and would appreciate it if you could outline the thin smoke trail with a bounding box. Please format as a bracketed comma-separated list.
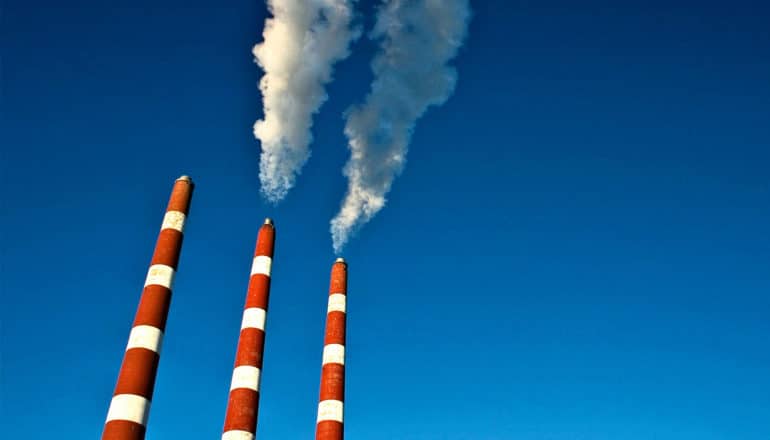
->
[330, 0, 471, 252]
[254, 0, 359, 202]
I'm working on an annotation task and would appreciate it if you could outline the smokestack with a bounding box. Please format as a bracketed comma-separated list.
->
[102, 175, 194, 440]
[221, 218, 276, 440]
[315, 257, 348, 440]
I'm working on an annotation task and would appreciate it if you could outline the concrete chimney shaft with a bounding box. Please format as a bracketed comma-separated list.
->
[315, 258, 348, 440]
[221, 219, 276, 440]
[102, 176, 194, 440]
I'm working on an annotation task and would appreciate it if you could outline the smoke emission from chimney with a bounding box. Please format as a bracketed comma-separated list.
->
[330, 0, 471, 253]
[254, 0, 359, 202]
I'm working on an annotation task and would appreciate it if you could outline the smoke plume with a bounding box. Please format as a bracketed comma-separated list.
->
[254, 0, 359, 202]
[330, 0, 471, 252]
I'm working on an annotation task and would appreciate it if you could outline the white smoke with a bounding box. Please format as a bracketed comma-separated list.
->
[254, 0, 359, 202]
[330, 0, 471, 252]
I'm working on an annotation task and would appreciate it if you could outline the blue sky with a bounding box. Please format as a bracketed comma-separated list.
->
[2, 1, 769, 439]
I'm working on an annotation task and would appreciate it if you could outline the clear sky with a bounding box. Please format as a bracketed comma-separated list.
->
[2, 1, 769, 439]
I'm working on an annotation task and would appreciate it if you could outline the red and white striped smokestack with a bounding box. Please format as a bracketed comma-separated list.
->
[221, 218, 276, 440]
[315, 257, 348, 440]
[102, 175, 194, 440]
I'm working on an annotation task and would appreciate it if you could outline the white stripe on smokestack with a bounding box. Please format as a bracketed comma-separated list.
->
[251, 255, 272, 276]
[222, 218, 276, 440]
[102, 175, 194, 440]
[144, 264, 175, 289]
[322, 344, 345, 366]
[221, 431, 255, 440]
[161, 210, 186, 233]
[316, 257, 347, 440]
[125, 326, 163, 353]
[230, 366, 262, 391]
[241, 308, 267, 331]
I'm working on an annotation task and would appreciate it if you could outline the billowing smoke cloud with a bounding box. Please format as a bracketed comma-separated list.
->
[254, 0, 359, 202]
[330, 0, 471, 252]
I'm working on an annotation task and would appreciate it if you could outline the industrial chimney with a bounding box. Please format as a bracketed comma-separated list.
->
[315, 257, 348, 440]
[102, 175, 194, 440]
[221, 218, 276, 440]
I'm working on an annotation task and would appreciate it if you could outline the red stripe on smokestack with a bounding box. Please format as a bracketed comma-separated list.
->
[102, 176, 194, 440]
[221, 219, 276, 440]
[316, 258, 348, 440]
